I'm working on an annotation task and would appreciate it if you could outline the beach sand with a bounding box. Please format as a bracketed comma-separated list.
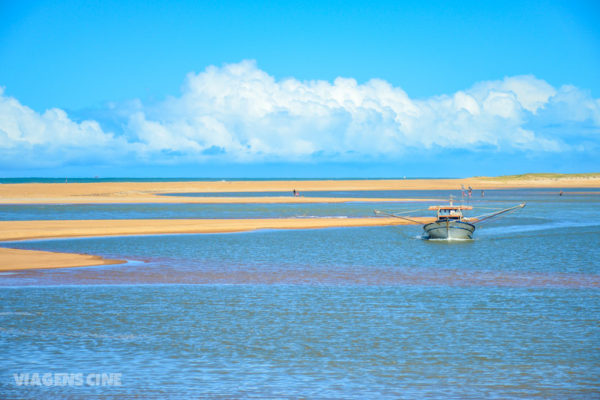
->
[1, 174, 598, 205]
[0, 217, 433, 243]
[0, 217, 431, 271]
[0, 247, 124, 271]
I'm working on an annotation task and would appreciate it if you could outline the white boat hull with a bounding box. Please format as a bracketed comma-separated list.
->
[423, 220, 475, 240]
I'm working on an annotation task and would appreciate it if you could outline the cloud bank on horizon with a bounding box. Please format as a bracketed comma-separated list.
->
[1, 60, 599, 170]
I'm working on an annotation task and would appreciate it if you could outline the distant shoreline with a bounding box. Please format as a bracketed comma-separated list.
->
[1, 175, 599, 205]
[1, 172, 599, 184]
[0, 177, 456, 184]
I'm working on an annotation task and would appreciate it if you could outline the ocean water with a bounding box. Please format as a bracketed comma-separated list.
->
[1, 189, 599, 398]
[0, 177, 441, 184]
[160, 189, 451, 198]
[0, 200, 430, 221]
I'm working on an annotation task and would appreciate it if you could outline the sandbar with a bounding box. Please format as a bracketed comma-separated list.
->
[0, 247, 124, 271]
[0, 217, 431, 271]
[1, 174, 598, 205]
[0, 217, 433, 243]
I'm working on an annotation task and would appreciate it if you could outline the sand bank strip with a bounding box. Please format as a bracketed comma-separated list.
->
[0, 217, 433, 243]
[0, 217, 430, 271]
[0, 217, 433, 271]
[0, 247, 125, 272]
[1, 175, 598, 205]
[0, 196, 434, 205]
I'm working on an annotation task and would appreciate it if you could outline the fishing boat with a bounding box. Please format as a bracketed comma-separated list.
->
[375, 199, 526, 240]
[424, 203, 475, 240]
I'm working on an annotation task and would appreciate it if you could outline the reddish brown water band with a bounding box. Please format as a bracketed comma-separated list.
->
[5, 262, 599, 288]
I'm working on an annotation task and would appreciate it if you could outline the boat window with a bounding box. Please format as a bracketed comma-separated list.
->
[438, 207, 463, 220]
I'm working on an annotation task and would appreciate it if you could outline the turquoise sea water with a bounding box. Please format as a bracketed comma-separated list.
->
[0, 177, 443, 184]
[1, 189, 599, 398]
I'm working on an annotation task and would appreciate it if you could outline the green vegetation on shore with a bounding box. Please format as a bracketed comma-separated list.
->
[483, 173, 600, 181]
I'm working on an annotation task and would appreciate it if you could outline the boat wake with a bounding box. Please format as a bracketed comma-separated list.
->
[480, 221, 600, 236]
[414, 234, 473, 241]
[423, 237, 473, 242]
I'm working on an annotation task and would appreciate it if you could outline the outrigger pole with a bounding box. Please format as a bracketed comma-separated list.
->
[471, 203, 527, 224]
[373, 210, 424, 225]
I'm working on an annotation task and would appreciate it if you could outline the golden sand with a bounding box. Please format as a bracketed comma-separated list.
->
[0, 217, 433, 243]
[1, 174, 598, 205]
[0, 247, 124, 271]
[0, 217, 432, 271]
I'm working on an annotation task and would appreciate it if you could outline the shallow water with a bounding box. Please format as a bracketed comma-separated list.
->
[1, 189, 599, 398]
[0, 201, 423, 220]
[2, 188, 596, 221]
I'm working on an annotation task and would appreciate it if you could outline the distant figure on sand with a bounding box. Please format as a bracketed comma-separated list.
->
[559, 190, 563, 196]
[293, 189, 299, 197]
[468, 186, 472, 197]
[481, 190, 485, 197]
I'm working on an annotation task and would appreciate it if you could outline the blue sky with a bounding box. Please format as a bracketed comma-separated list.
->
[0, 0, 599, 177]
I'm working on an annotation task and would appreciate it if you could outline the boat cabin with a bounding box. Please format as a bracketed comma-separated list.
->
[428, 205, 472, 221]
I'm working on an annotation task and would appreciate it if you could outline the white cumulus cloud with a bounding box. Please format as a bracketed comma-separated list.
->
[1, 60, 599, 169]
[0, 88, 131, 167]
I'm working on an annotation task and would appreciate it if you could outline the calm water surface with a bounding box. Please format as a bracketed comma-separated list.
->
[1, 190, 599, 398]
